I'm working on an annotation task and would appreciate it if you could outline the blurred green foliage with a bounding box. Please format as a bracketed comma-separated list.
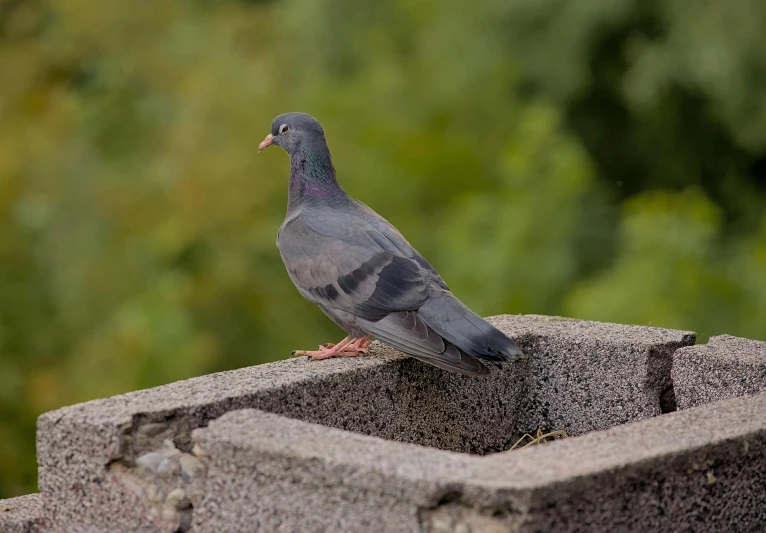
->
[1, 0, 765, 497]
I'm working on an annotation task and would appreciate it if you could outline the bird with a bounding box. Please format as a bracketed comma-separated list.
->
[259, 112, 524, 376]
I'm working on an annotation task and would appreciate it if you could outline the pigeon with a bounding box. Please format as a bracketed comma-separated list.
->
[259, 112, 523, 376]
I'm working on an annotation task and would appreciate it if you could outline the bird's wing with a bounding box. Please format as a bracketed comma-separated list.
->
[353, 200, 449, 290]
[278, 204, 430, 320]
[357, 311, 489, 376]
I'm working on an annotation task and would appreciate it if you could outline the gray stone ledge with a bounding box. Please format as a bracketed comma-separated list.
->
[0, 495, 43, 533]
[192, 392, 766, 532]
[673, 334, 766, 410]
[32, 315, 701, 532]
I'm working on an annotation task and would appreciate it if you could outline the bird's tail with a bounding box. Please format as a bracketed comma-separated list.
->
[357, 311, 490, 376]
[417, 290, 524, 365]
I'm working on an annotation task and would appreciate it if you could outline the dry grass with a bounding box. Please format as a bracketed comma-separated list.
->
[509, 428, 570, 451]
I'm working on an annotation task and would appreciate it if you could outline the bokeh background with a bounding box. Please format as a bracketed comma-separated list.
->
[1, 0, 766, 498]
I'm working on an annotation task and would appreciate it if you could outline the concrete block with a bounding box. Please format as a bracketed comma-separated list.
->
[34, 315, 695, 532]
[496, 315, 695, 435]
[0, 495, 43, 533]
[673, 334, 766, 410]
[192, 392, 766, 532]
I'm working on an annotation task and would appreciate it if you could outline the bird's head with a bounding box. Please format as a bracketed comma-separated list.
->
[258, 112, 326, 156]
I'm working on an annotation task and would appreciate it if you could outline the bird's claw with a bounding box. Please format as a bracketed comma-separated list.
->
[290, 336, 371, 360]
[291, 349, 367, 360]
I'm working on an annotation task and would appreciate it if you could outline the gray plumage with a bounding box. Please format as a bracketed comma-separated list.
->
[263, 112, 523, 376]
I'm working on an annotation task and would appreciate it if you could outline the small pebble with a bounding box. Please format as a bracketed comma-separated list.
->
[429, 516, 454, 533]
[145, 484, 162, 504]
[157, 457, 181, 477]
[137, 422, 169, 437]
[192, 443, 210, 458]
[160, 504, 180, 523]
[136, 451, 164, 474]
[165, 488, 189, 509]
[179, 454, 205, 478]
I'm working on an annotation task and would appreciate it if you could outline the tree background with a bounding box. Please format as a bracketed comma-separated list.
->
[1, 0, 765, 497]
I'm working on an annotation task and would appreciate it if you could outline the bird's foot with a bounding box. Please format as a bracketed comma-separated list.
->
[347, 336, 370, 354]
[321, 337, 370, 354]
[291, 336, 370, 360]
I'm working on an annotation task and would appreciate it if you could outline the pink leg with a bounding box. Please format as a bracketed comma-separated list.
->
[343, 336, 370, 355]
[291, 335, 371, 360]
[316, 336, 370, 357]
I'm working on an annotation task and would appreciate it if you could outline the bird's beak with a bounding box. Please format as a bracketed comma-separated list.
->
[258, 133, 274, 152]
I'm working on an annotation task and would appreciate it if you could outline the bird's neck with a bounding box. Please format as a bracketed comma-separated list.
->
[288, 143, 347, 208]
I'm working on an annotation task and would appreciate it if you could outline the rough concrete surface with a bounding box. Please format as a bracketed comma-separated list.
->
[35, 346, 407, 533]
[491, 315, 695, 436]
[192, 390, 766, 533]
[34, 315, 695, 532]
[0, 495, 43, 533]
[674, 334, 766, 410]
[109, 439, 208, 532]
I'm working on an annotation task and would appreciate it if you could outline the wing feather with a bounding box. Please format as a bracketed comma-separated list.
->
[278, 206, 431, 319]
[358, 312, 489, 376]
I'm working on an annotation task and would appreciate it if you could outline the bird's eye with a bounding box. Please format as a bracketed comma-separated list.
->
[279, 124, 289, 134]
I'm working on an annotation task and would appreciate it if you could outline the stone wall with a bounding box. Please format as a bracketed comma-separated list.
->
[1, 315, 764, 532]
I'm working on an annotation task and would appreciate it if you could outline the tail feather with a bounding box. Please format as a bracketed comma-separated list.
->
[358, 311, 489, 376]
[417, 291, 523, 364]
